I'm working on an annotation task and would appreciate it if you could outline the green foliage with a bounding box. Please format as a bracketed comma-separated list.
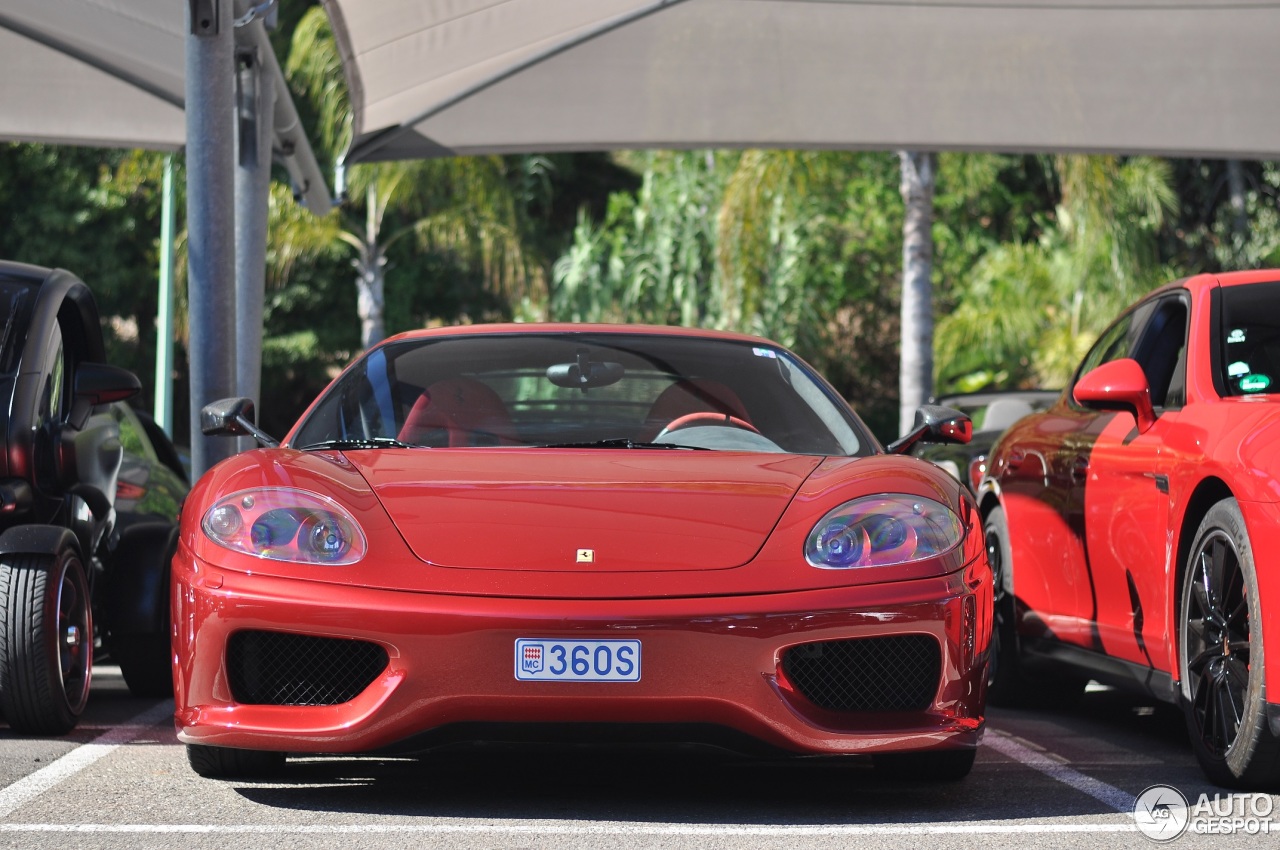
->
[3, 2, 1276, 447]
[935, 154, 1179, 392]
[0, 144, 175, 415]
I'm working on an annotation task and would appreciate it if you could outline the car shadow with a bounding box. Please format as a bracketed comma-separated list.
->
[228, 738, 1127, 824]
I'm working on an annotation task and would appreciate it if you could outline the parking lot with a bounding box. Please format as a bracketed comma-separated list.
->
[1, 666, 1275, 850]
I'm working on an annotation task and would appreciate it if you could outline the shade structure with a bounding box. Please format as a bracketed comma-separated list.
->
[1, 0, 330, 213]
[329, 0, 1280, 165]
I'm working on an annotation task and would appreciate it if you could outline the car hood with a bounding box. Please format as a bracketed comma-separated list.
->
[344, 450, 823, 572]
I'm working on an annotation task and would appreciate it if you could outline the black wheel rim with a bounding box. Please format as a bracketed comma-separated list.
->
[1185, 529, 1250, 758]
[56, 563, 92, 713]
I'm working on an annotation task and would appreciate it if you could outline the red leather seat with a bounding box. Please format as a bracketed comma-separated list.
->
[639, 379, 750, 440]
[398, 378, 517, 447]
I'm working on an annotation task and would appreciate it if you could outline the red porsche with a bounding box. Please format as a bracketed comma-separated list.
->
[981, 270, 1280, 788]
[173, 324, 990, 780]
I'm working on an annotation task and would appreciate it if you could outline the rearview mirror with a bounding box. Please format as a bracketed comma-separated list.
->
[1073, 358, 1156, 433]
[200, 397, 279, 447]
[74, 362, 141, 405]
[546, 355, 625, 391]
[886, 404, 972, 454]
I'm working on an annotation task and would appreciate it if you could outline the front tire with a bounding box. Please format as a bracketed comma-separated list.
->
[186, 744, 287, 779]
[104, 524, 178, 698]
[873, 749, 976, 781]
[0, 549, 93, 734]
[1179, 498, 1280, 788]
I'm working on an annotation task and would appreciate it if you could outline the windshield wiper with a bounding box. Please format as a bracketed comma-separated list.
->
[299, 437, 414, 451]
[534, 438, 707, 450]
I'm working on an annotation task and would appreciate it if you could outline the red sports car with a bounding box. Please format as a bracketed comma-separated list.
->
[173, 324, 989, 780]
[980, 270, 1280, 788]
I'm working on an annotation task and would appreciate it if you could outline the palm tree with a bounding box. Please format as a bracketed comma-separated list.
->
[898, 151, 936, 435]
[935, 154, 1177, 392]
[276, 6, 542, 350]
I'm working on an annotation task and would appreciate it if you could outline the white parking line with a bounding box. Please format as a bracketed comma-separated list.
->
[0, 702, 174, 819]
[0, 822, 1137, 836]
[984, 729, 1136, 812]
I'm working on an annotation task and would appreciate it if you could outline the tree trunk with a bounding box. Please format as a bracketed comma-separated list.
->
[355, 247, 386, 350]
[898, 151, 936, 438]
[1227, 159, 1247, 240]
[357, 183, 387, 350]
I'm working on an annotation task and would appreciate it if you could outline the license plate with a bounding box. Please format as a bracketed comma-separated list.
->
[514, 638, 641, 682]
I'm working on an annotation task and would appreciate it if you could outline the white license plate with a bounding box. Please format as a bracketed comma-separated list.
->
[514, 638, 641, 682]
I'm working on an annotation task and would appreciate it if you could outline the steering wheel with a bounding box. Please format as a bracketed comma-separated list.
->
[659, 411, 761, 436]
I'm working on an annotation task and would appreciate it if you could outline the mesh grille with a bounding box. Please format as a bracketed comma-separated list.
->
[781, 634, 940, 712]
[227, 630, 389, 706]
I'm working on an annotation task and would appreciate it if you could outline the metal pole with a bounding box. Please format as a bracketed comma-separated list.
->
[234, 31, 274, 452]
[153, 154, 177, 437]
[185, 0, 238, 478]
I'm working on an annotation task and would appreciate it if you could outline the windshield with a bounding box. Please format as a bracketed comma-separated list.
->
[1218, 280, 1280, 397]
[290, 331, 869, 456]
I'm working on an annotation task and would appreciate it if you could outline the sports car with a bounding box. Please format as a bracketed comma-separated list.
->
[173, 324, 990, 780]
[980, 269, 1280, 788]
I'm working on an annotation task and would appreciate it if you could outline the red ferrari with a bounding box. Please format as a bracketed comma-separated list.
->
[173, 325, 990, 780]
[981, 270, 1280, 788]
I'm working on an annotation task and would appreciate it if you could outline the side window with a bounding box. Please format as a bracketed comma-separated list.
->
[1132, 296, 1189, 409]
[36, 322, 68, 429]
[114, 404, 152, 461]
[1073, 312, 1135, 388]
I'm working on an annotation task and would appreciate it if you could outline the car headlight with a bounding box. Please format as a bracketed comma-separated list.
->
[201, 488, 367, 565]
[805, 494, 963, 569]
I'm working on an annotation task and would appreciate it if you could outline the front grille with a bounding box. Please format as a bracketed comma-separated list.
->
[226, 630, 389, 706]
[781, 634, 940, 712]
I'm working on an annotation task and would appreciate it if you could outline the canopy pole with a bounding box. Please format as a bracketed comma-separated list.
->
[185, 0, 238, 478]
[153, 154, 177, 436]
[233, 31, 274, 452]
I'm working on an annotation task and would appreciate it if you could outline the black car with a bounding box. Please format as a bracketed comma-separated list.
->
[0, 261, 178, 734]
[910, 390, 1059, 491]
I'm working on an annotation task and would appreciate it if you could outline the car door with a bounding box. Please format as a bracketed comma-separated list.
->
[996, 314, 1144, 647]
[1077, 293, 1188, 670]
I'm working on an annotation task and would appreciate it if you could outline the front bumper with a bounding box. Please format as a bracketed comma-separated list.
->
[172, 554, 990, 756]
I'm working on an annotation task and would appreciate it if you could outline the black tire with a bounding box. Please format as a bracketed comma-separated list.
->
[0, 549, 93, 734]
[110, 635, 172, 698]
[186, 744, 286, 780]
[104, 524, 177, 698]
[1179, 498, 1280, 789]
[983, 506, 1086, 707]
[873, 749, 976, 781]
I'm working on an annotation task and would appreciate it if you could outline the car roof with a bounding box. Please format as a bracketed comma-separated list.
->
[378, 323, 782, 348]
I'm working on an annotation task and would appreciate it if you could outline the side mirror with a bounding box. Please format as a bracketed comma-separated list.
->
[69, 362, 141, 428]
[200, 397, 279, 448]
[1073, 358, 1156, 433]
[886, 404, 973, 454]
[75, 362, 141, 405]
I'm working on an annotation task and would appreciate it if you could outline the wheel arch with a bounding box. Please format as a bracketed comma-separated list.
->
[1170, 477, 1234, 682]
[0, 524, 82, 560]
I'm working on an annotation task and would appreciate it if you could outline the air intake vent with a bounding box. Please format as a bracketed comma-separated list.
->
[781, 634, 940, 712]
[227, 630, 388, 706]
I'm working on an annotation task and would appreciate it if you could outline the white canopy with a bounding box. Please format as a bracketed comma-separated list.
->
[1, 0, 330, 212]
[328, 0, 1280, 165]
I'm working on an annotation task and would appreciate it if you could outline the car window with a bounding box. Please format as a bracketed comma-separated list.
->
[1131, 295, 1188, 409]
[1072, 305, 1144, 388]
[1217, 280, 1280, 397]
[293, 333, 871, 456]
[113, 403, 155, 462]
[36, 322, 68, 429]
